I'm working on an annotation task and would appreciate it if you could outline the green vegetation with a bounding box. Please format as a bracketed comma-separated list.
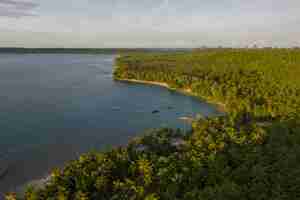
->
[9, 49, 300, 199]
[114, 48, 300, 120]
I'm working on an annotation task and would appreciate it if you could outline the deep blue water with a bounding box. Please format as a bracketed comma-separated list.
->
[0, 54, 219, 194]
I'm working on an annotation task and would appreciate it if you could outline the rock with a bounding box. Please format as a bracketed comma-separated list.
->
[0, 156, 11, 180]
[152, 110, 160, 114]
[0, 166, 9, 180]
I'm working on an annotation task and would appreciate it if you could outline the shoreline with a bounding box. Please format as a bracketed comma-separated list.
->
[116, 78, 170, 88]
[18, 78, 226, 194]
[115, 78, 226, 112]
[17, 77, 226, 195]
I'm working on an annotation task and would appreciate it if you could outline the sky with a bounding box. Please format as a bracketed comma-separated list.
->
[0, 0, 299, 48]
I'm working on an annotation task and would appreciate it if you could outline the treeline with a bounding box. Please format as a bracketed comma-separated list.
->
[115, 49, 300, 120]
[8, 49, 300, 200]
[8, 118, 300, 200]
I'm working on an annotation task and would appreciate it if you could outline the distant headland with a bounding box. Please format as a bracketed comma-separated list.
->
[0, 48, 192, 54]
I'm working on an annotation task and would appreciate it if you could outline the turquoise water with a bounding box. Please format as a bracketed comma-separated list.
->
[0, 54, 219, 194]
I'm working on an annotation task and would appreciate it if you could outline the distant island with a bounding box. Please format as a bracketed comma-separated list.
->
[7, 48, 300, 200]
[0, 48, 192, 54]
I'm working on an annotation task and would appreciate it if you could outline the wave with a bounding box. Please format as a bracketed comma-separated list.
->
[15, 174, 51, 195]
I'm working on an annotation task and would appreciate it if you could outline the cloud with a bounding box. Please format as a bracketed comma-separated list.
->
[0, 9, 35, 17]
[0, 0, 38, 17]
[0, 0, 299, 47]
[0, 0, 38, 9]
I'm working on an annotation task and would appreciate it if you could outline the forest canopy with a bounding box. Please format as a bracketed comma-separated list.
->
[114, 48, 300, 120]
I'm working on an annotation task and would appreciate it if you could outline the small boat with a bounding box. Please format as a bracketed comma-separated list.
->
[167, 106, 174, 110]
[178, 116, 194, 123]
[112, 107, 121, 111]
[152, 110, 160, 114]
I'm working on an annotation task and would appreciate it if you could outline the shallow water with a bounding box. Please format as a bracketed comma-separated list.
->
[0, 54, 219, 195]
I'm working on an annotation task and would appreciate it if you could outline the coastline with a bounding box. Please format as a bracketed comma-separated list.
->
[115, 78, 170, 88]
[115, 78, 226, 112]
[22, 78, 225, 192]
